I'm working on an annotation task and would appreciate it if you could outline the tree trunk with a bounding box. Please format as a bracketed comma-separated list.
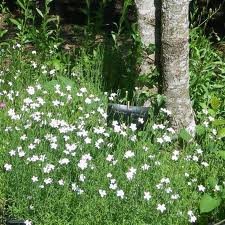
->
[161, 0, 196, 134]
[135, 0, 155, 75]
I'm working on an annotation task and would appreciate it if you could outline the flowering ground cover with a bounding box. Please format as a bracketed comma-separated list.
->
[1, 0, 225, 218]
[1, 37, 225, 225]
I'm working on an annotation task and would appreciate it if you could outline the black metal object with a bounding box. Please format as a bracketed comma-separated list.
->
[107, 103, 149, 130]
[6, 219, 26, 225]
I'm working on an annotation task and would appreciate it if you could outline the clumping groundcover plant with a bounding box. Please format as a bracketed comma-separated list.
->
[1, 1, 225, 224]
[1, 42, 225, 225]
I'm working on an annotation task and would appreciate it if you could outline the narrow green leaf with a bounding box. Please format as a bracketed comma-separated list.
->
[17, 0, 26, 11]
[36, 8, 44, 18]
[9, 18, 21, 30]
[200, 194, 221, 213]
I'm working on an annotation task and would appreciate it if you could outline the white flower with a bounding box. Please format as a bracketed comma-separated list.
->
[198, 185, 206, 192]
[18, 151, 25, 157]
[126, 167, 137, 181]
[44, 177, 53, 185]
[129, 123, 137, 131]
[192, 155, 199, 161]
[24, 220, 32, 225]
[141, 164, 150, 171]
[85, 98, 92, 104]
[144, 192, 152, 201]
[124, 150, 135, 159]
[163, 135, 171, 142]
[49, 69, 55, 75]
[201, 162, 209, 167]
[4, 163, 12, 171]
[80, 87, 87, 93]
[156, 138, 164, 144]
[188, 211, 197, 223]
[84, 137, 91, 144]
[59, 158, 70, 165]
[189, 215, 197, 223]
[138, 117, 144, 124]
[26, 86, 35, 95]
[156, 204, 166, 213]
[116, 189, 124, 199]
[106, 154, 114, 162]
[165, 187, 172, 193]
[9, 150, 16, 156]
[203, 121, 209, 127]
[43, 164, 55, 173]
[172, 155, 179, 161]
[79, 174, 86, 182]
[214, 185, 220, 192]
[161, 177, 170, 184]
[58, 179, 65, 186]
[78, 159, 88, 170]
[212, 129, 217, 135]
[109, 183, 117, 190]
[31, 176, 38, 183]
[196, 148, 203, 154]
[208, 116, 214, 122]
[99, 189, 107, 197]
[171, 194, 180, 200]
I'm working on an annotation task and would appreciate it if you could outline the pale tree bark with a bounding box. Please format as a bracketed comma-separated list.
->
[161, 0, 196, 134]
[134, 0, 156, 75]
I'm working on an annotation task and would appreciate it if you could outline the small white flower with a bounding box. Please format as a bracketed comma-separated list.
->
[106, 154, 114, 162]
[188, 211, 197, 223]
[116, 189, 124, 199]
[79, 174, 86, 182]
[201, 162, 209, 167]
[163, 135, 171, 142]
[4, 163, 12, 171]
[58, 179, 65, 186]
[196, 148, 203, 154]
[124, 150, 135, 159]
[198, 185, 206, 192]
[24, 220, 32, 225]
[144, 192, 152, 201]
[156, 204, 166, 213]
[31, 176, 38, 183]
[171, 194, 180, 200]
[138, 117, 144, 124]
[107, 173, 112, 178]
[44, 178, 53, 185]
[59, 158, 70, 165]
[141, 164, 150, 171]
[214, 185, 220, 192]
[26, 86, 35, 95]
[80, 87, 87, 93]
[156, 138, 164, 144]
[129, 123, 137, 131]
[192, 155, 199, 161]
[85, 98, 92, 104]
[99, 189, 107, 197]
[208, 116, 214, 122]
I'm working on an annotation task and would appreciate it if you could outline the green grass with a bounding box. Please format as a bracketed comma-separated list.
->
[1, 1, 225, 225]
